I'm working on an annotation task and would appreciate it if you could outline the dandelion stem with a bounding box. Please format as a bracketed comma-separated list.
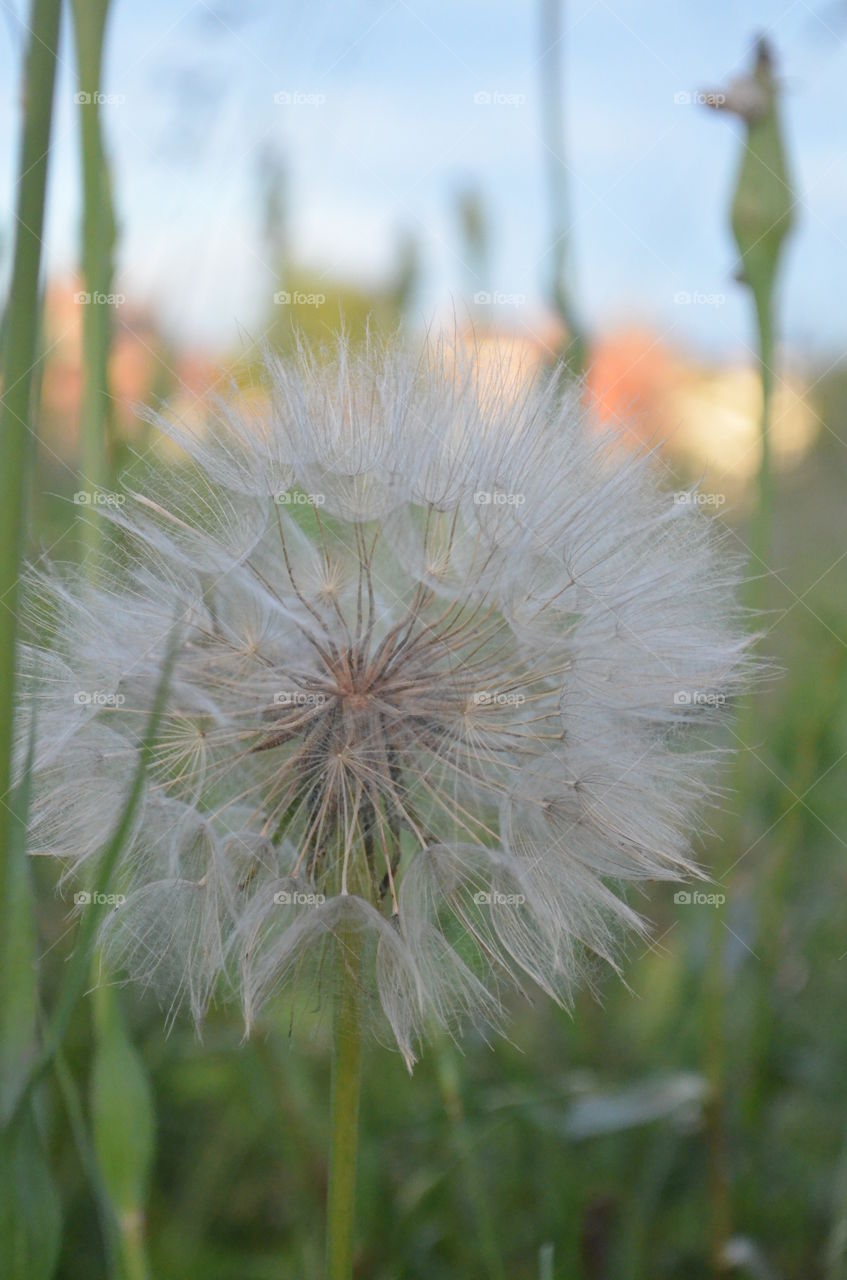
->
[325, 928, 363, 1280]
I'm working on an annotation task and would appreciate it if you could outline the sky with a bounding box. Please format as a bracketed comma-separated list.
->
[1, 0, 846, 360]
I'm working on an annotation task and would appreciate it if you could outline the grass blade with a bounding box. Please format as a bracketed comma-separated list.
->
[0, 0, 62, 912]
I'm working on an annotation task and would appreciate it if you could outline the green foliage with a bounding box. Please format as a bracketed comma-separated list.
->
[91, 985, 155, 1220]
[71, 0, 117, 565]
[0, 1103, 62, 1280]
[0, 723, 39, 1125]
[0, 0, 62, 922]
[91, 982, 155, 1280]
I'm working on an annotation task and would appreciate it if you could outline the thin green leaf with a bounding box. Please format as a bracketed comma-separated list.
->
[53, 1049, 121, 1277]
[71, 0, 117, 567]
[0, 715, 38, 1125]
[0, 0, 62, 944]
[91, 980, 154, 1280]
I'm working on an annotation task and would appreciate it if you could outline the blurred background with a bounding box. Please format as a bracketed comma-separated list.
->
[2, 1, 847, 1277]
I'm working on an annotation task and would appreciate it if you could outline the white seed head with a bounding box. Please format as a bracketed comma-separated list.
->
[21, 335, 752, 1067]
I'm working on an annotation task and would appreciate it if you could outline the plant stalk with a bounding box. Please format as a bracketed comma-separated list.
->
[325, 928, 363, 1280]
[0, 0, 62, 871]
[71, 0, 117, 568]
[750, 283, 775, 591]
[539, 0, 587, 378]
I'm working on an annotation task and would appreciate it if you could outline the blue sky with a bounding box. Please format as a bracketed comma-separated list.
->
[1, 0, 846, 358]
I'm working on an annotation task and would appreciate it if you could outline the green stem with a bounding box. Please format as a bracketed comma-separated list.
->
[71, 0, 117, 568]
[538, 0, 588, 379]
[435, 1041, 506, 1280]
[702, 275, 777, 1276]
[118, 1211, 149, 1280]
[703, 913, 731, 1272]
[53, 1048, 121, 1276]
[0, 0, 61, 876]
[325, 928, 363, 1280]
[749, 282, 776, 593]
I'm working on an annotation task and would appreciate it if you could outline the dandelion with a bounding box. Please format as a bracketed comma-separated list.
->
[21, 334, 750, 1276]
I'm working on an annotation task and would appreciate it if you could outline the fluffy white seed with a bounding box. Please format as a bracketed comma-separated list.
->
[20, 334, 752, 1067]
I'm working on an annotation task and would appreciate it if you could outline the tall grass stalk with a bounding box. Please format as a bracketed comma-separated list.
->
[702, 38, 795, 1271]
[71, 0, 117, 567]
[539, 0, 587, 378]
[70, 10, 155, 1273]
[0, 0, 62, 887]
[53, 1048, 121, 1275]
[90, 979, 154, 1280]
[435, 1043, 507, 1280]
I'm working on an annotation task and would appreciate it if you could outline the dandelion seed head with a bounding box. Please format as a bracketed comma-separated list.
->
[21, 334, 752, 1066]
